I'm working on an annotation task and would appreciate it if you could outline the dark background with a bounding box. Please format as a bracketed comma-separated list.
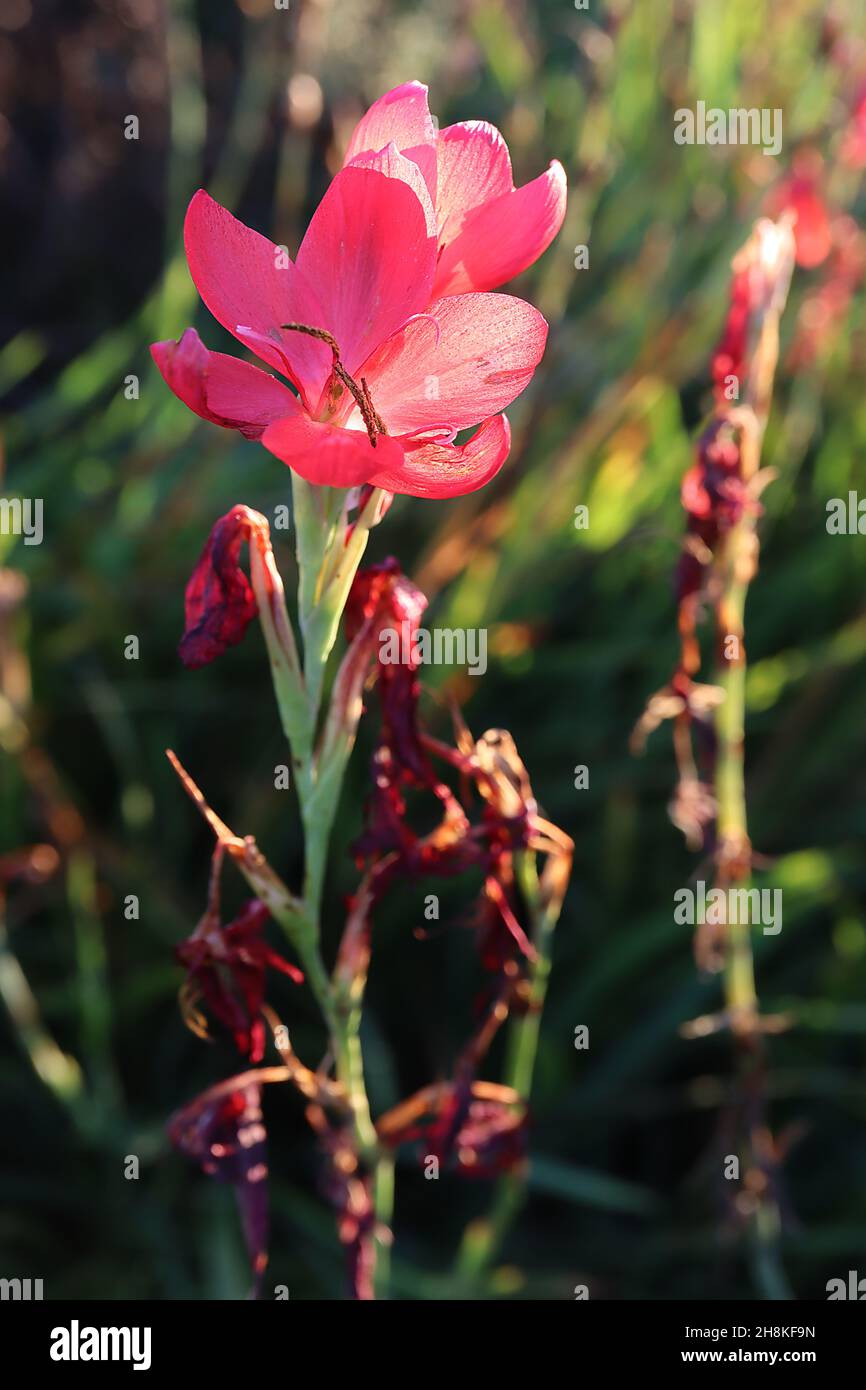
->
[1, 0, 865, 1299]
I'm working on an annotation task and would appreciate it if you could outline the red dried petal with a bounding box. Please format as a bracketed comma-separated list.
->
[179, 505, 270, 669]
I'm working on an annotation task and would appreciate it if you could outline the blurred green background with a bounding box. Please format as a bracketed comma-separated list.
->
[1, 0, 865, 1300]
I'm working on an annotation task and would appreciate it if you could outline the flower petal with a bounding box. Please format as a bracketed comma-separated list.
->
[344, 81, 438, 207]
[295, 153, 437, 376]
[365, 414, 511, 499]
[261, 415, 406, 488]
[151, 329, 301, 440]
[362, 293, 547, 434]
[434, 160, 567, 296]
[435, 120, 513, 246]
[183, 190, 331, 410]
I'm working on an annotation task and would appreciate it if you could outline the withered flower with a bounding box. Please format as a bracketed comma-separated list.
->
[176, 847, 303, 1063]
[169, 1074, 272, 1297]
[378, 1078, 527, 1180]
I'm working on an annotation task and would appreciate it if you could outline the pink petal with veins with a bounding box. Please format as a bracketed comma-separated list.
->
[366, 415, 511, 499]
[434, 160, 567, 296]
[344, 80, 438, 207]
[361, 293, 548, 434]
[296, 152, 437, 377]
[261, 414, 406, 488]
[151, 329, 301, 440]
[183, 190, 331, 410]
[435, 120, 513, 246]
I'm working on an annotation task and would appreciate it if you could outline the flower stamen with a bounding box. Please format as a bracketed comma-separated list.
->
[281, 322, 387, 447]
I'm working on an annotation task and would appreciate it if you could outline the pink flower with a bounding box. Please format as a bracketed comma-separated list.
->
[152, 90, 562, 498]
[343, 80, 567, 296]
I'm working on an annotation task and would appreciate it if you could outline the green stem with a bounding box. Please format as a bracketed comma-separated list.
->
[372, 1151, 395, 1299]
[270, 478, 393, 1296]
[714, 583, 747, 836]
[714, 526, 788, 1299]
[293, 484, 387, 919]
[328, 998, 394, 1298]
[332, 1007, 378, 1161]
[291, 476, 342, 642]
[268, 900, 337, 1035]
[301, 486, 387, 727]
[503, 853, 557, 1096]
[714, 567, 758, 1021]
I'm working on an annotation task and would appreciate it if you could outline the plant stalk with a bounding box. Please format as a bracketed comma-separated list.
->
[268, 477, 394, 1297]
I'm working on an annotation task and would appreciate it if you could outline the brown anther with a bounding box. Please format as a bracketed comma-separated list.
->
[280, 322, 387, 448]
[333, 362, 382, 447]
[360, 377, 387, 435]
[280, 322, 341, 355]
